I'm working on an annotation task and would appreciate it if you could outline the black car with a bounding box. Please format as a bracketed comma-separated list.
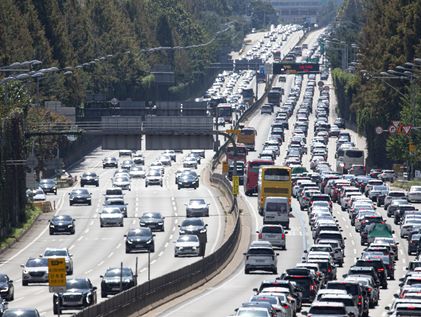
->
[69, 188, 92, 206]
[139, 212, 165, 231]
[0, 273, 14, 301]
[100, 267, 137, 298]
[334, 117, 345, 129]
[53, 278, 97, 315]
[102, 157, 118, 168]
[49, 215, 75, 235]
[178, 218, 208, 255]
[177, 170, 199, 189]
[39, 178, 57, 195]
[280, 268, 318, 303]
[80, 172, 99, 187]
[125, 228, 155, 253]
[355, 259, 389, 287]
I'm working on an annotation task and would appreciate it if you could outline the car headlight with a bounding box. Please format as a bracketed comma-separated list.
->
[127, 240, 133, 244]
[50, 224, 55, 228]
[200, 229, 207, 233]
[179, 230, 185, 234]
[146, 240, 152, 244]
[192, 246, 197, 250]
[67, 224, 73, 227]
[139, 222, 145, 225]
[158, 222, 163, 225]
[52, 187, 57, 190]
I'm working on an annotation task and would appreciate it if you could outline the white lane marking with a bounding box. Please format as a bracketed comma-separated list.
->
[108, 252, 114, 258]
[69, 245, 75, 250]
[205, 186, 224, 254]
[77, 235, 84, 241]
[90, 220, 94, 226]
[351, 240, 355, 246]
[11, 296, 25, 303]
[353, 249, 357, 254]
[172, 227, 175, 232]
[151, 259, 156, 265]
[132, 219, 136, 225]
[164, 242, 169, 248]
[140, 268, 146, 273]
[97, 261, 104, 267]
[169, 234, 173, 240]
[159, 251, 164, 257]
[400, 249, 404, 255]
[85, 269, 93, 274]
[116, 243, 121, 249]
[84, 228, 89, 234]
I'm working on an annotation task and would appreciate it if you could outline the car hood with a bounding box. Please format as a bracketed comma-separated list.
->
[128, 236, 151, 242]
[180, 225, 204, 232]
[51, 221, 72, 226]
[25, 266, 48, 272]
[100, 213, 123, 219]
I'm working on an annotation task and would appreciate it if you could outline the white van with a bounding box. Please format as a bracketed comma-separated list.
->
[263, 197, 290, 228]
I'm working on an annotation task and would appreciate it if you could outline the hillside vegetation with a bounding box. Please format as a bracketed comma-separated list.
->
[329, 0, 421, 170]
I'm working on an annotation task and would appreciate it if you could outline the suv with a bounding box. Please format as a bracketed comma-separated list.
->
[21, 257, 48, 286]
[257, 225, 286, 250]
[244, 241, 278, 274]
[185, 199, 209, 217]
[326, 281, 367, 317]
[304, 302, 348, 317]
[53, 278, 97, 314]
[281, 267, 318, 303]
[100, 267, 137, 298]
[354, 259, 388, 288]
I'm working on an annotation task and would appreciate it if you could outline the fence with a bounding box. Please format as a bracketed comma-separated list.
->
[75, 171, 239, 317]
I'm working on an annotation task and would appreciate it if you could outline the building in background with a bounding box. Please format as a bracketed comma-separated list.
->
[265, 0, 326, 24]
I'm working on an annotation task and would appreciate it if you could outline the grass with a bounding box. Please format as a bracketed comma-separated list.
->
[393, 179, 421, 190]
[0, 205, 42, 251]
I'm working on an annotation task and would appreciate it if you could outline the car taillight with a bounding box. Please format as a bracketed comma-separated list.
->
[377, 268, 384, 272]
[367, 287, 372, 292]
[283, 304, 289, 309]
[258, 233, 263, 239]
[328, 267, 332, 273]
[282, 233, 285, 239]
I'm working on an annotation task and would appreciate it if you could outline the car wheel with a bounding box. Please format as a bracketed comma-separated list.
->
[53, 303, 59, 315]
[273, 269, 278, 274]
[100, 223, 103, 228]
[69, 202, 73, 206]
[68, 269, 73, 275]
[22, 280, 28, 286]
[88, 201, 92, 206]
[49, 230, 54, 235]
[9, 292, 14, 301]
[125, 248, 130, 253]
[96, 183, 99, 187]
[178, 186, 181, 190]
[101, 292, 107, 298]
[120, 223, 124, 227]
[81, 184, 84, 187]
[245, 269, 249, 274]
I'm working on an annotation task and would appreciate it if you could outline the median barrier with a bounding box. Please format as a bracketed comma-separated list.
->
[74, 171, 240, 317]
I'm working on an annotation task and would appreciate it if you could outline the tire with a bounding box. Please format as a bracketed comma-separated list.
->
[81, 184, 84, 187]
[68, 269, 73, 275]
[300, 205, 304, 211]
[101, 292, 107, 298]
[150, 246, 155, 253]
[245, 269, 249, 274]
[53, 304, 59, 315]
[70, 202, 73, 206]
[145, 184, 148, 188]
[71, 229, 75, 235]
[22, 280, 28, 286]
[125, 248, 130, 253]
[49, 230, 54, 235]
[10, 292, 14, 301]
[273, 269, 278, 274]
[88, 201, 91, 206]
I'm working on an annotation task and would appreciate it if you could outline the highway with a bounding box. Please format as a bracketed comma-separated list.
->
[3, 149, 226, 316]
[147, 27, 421, 317]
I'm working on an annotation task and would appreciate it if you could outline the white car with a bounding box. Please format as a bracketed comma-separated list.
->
[244, 241, 278, 274]
[100, 207, 124, 227]
[32, 188, 46, 201]
[150, 161, 165, 174]
[174, 235, 201, 257]
[185, 199, 209, 217]
[159, 155, 172, 166]
[41, 248, 73, 275]
[112, 176, 131, 191]
[21, 257, 49, 285]
[145, 169, 163, 187]
[183, 157, 198, 169]
[408, 186, 421, 203]
[129, 166, 146, 178]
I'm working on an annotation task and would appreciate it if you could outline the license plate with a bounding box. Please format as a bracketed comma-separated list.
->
[112, 287, 120, 291]
[255, 259, 265, 263]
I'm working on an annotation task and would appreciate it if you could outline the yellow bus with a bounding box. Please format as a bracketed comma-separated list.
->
[258, 166, 292, 215]
[237, 127, 257, 151]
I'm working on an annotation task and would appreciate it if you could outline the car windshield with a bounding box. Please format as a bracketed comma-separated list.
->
[40, 179, 55, 185]
[3, 310, 40, 317]
[53, 215, 72, 221]
[26, 258, 48, 267]
[142, 213, 161, 219]
[103, 208, 121, 214]
[178, 235, 199, 242]
[115, 177, 129, 182]
[0, 275, 7, 283]
[190, 199, 205, 205]
[67, 279, 90, 289]
[104, 268, 132, 278]
[128, 230, 150, 237]
[261, 226, 283, 233]
[44, 250, 68, 257]
[250, 296, 277, 304]
[73, 189, 88, 195]
[148, 170, 161, 176]
[182, 219, 204, 226]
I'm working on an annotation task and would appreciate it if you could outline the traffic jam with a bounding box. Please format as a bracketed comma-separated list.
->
[222, 35, 421, 317]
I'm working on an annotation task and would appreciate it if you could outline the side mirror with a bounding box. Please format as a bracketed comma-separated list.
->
[393, 293, 399, 298]
[301, 311, 308, 316]
[276, 253, 279, 256]
[343, 237, 347, 240]
[253, 288, 258, 293]
[93, 286, 97, 291]
[392, 230, 395, 234]
[124, 234, 127, 237]
[342, 274, 348, 278]
[153, 234, 156, 237]
[20, 264, 24, 268]
[100, 275, 104, 279]
[205, 224, 208, 227]
[243, 253, 247, 256]
[304, 250, 308, 253]
[385, 306, 390, 311]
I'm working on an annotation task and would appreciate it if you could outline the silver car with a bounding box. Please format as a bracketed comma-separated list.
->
[185, 199, 209, 217]
[257, 225, 286, 250]
[100, 207, 124, 227]
[112, 176, 131, 191]
[21, 257, 49, 285]
[41, 248, 73, 275]
[244, 241, 279, 274]
[145, 169, 163, 187]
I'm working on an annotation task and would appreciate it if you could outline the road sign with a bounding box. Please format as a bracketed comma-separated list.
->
[48, 258, 66, 293]
[273, 62, 320, 75]
[392, 121, 400, 128]
[225, 129, 240, 135]
[388, 125, 397, 134]
[402, 125, 412, 135]
[222, 161, 229, 174]
[232, 176, 239, 196]
[375, 126, 384, 135]
[409, 142, 416, 153]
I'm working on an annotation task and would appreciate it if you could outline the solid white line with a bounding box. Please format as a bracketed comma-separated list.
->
[84, 228, 89, 234]
[69, 245, 75, 250]
[353, 249, 357, 254]
[151, 259, 156, 265]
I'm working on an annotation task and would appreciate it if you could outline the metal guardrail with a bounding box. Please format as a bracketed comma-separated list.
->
[74, 172, 239, 317]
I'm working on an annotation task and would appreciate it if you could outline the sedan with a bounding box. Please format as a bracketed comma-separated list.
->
[0, 273, 14, 300]
[69, 188, 91, 206]
[49, 215, 75, 235]
[174, 235, 201, 257]
[39, 178, 57, 194]
[139, 212, 165, 231]
[32, 188, 46, 201]
[112, 176, 131, 191]
[53, 278, 97, 314]
[159, 155, 172, 166]
[99, 207, 124, 227]
[162, 150, 176, 162]
[125, 228, 155, 253]
[175, 168, 192, 184]
[408, 186, 421, 203]
[129, 166, 146, 178]
[179, 218, 208, 255]
[103, 157, 118, 168]
[145, 169, 163, 187]
[100, 267, 137, 298]
[80, 172, 99, 187]
[103, 198, 127, 217]
[183, 157, 198, 169]
[185, 198, 209, 217]
[41, 248, 73, 275]
[177, 170, 199, 189]
[21, 257, 48, 286]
